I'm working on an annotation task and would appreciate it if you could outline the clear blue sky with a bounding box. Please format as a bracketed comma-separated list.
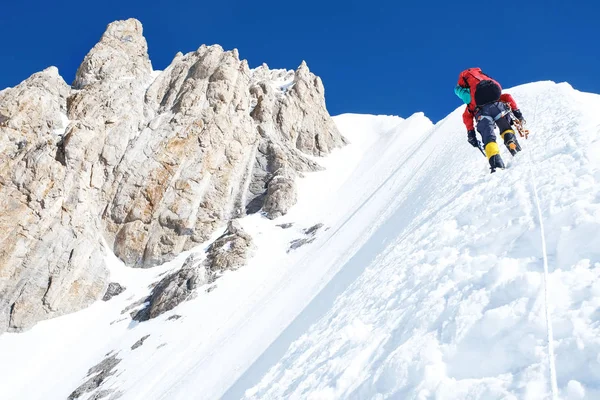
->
[1, 0, 597, 122]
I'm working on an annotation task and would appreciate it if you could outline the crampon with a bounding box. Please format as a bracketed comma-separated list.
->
[512, 119, 530, 139]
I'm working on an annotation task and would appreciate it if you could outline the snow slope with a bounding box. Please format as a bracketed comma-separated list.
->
[238, 82, 600, 400]
[1, 81, 599, 400]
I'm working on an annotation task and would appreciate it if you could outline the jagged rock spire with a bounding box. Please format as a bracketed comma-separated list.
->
[0, 18, 346, 333]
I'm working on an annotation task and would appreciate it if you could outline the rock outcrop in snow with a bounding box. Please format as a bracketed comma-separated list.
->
[0, 18, 345, 333]
[133, 220, 254, 321]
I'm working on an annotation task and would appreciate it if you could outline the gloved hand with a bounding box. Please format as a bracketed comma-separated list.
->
[467, 130, 479, 147]
[513, 109, 526, 124]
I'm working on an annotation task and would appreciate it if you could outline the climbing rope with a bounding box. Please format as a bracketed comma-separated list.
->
[526, 96, 558, 399]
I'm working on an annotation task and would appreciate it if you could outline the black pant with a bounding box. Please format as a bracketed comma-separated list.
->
[475, 102, 513, 145]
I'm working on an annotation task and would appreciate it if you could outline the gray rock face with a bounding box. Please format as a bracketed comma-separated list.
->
[131, 334, 150, 350]
[0, 18, 345, 333]
[132, 253, 208, 322]
[204, 220, 254, 273]
[134, 220, 254, 321]
[68, 352, 122, 400]
[102, 282, 126, 301]
[288, 223, 324, 252]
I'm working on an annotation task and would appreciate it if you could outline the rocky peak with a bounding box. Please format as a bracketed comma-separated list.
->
[0, 18, 346, 333]
[72, 18, 151, 89]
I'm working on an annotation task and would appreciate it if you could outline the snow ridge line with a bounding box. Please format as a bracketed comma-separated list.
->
[527, 98, 559, 400]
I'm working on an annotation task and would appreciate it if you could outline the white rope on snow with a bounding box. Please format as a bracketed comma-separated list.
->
[528, 162, 559, 399]
[526, 97, 559, 399]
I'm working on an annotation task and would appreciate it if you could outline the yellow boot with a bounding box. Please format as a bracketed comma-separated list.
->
[485, 142, 505, 173]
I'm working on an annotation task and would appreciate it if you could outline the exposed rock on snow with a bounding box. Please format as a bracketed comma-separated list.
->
[204, 220, 254, 273]
[67, 352, 122, 400]
[288, 223, 324, 252]
[120, 296, 148, 317]
[0, 17, 344, 332]
[132, 253, 208, 322]
[304, 223, 324, 235]
[131, 334, 150, 350]
[133, 220, 254, 321]
[102, 283, 126, 301]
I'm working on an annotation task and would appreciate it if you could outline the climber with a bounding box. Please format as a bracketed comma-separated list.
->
[454, 68, 526, 172]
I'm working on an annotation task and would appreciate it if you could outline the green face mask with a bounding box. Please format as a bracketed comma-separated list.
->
[454, 85, 471, 104]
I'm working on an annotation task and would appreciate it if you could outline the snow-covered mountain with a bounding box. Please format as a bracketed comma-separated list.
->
[1, 77, 600, 400]
[2, 18, 600, 400]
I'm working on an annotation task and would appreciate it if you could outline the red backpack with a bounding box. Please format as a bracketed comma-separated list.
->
[458, 68, 502, 107]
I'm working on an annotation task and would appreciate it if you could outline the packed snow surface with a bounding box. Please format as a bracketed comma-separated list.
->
[1, 81, 600, 400]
